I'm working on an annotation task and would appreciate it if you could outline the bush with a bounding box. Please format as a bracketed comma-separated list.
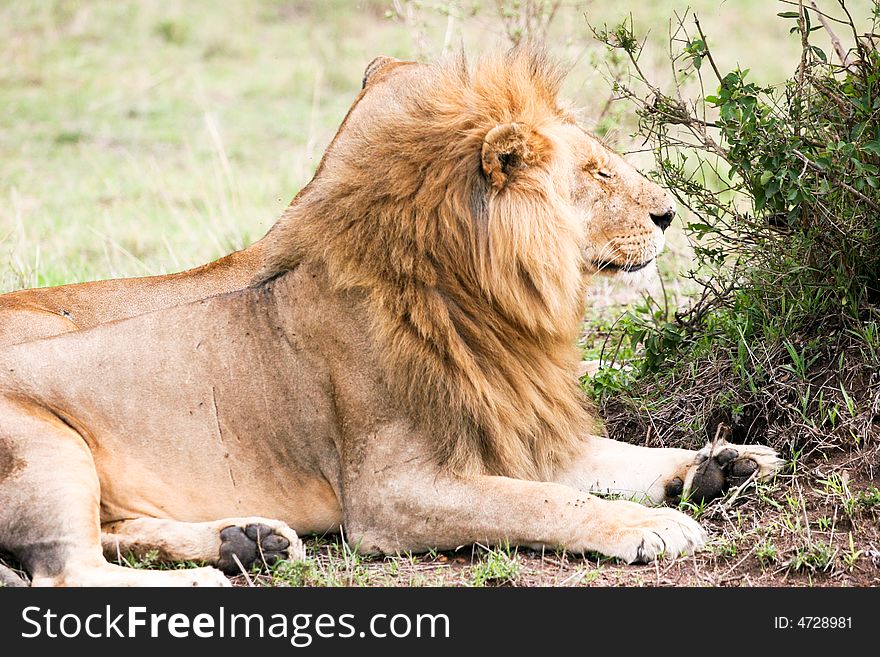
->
[589, 2, 880, 462]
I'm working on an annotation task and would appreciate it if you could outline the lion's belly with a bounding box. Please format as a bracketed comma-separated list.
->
[89, 388, 346, 534]
[96, 449, 344, 534]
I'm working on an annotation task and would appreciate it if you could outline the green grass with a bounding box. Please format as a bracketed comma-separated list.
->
[1, 0, 413, 290]
[470, 543, 521, 587]
[1, 0, 844, 293]
[788, 541, 836, 573]
[754, 538, 779, 567]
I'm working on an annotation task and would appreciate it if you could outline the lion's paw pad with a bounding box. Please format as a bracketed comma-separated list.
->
[218, 522, 302, 575]
[685, 440, 783, 502]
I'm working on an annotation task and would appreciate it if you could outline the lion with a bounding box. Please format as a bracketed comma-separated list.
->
[0, 50, 782, 587]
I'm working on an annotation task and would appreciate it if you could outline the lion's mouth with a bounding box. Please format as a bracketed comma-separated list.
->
[589, 258, 654, 273]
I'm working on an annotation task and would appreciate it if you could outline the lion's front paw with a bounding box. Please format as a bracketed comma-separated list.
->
[683, 439, 783, 503]
[217, 519, 306, 575]
[600, 501, 708, 564]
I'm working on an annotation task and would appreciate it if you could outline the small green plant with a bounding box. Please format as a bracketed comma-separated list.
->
[817, 473, 858, 517]
[788, 541, 836, 572]
[124, 549, 160, 569]
[678, 494, 709, 520]
[471, 543, 521, 587]
[711, 538, 737, 558]
[117, 550, 207, 572]
[266, 558, 323, 587]
[153, 19, 189, 45]
[755, 539, 779, 567]
[858, 485, 880, 509]
[755, 479, 784, 511]
[54, 130, 84, 145]
[842, 533, 862, 571]
[576, 567, 603, 585]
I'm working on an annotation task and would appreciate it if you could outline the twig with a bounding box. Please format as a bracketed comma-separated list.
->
[796, 2, 810, 114]
[720, 469, 759, 509]
[810, 1, 853, 68]
[232, 554, 254, 587]
[693, 14, 722, 83]
[778, 0, 849, 24]
[836, 0, 861, 60]
[791, 149, 880, 213]
[711, 422, 730, 447]
[559, 568, 587, 586]
[719, 550, 755, 579]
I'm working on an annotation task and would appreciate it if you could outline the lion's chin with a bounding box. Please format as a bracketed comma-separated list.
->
[614, 264, 658, 289]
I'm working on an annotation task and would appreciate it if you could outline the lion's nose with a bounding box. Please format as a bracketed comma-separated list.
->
[650, 209, 675, 232]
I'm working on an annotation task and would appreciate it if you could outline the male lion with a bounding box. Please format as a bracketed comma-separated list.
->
[0, 50, 781, 586]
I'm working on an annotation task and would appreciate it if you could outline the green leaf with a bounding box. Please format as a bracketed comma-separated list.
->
[776, 11, 801, 18]
[687, 222, 713, 234]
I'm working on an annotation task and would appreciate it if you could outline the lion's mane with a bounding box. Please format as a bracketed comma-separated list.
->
[259, 49, 593, 480]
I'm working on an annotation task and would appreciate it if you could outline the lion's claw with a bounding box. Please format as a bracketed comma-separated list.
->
[606, 503, 708, 564]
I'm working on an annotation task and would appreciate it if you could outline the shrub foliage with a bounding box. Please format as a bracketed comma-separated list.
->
[590, 2, 880, 462]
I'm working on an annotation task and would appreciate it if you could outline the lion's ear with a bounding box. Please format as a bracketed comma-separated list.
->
[481, 123, 532, 189]
[362, 55, 400, 88]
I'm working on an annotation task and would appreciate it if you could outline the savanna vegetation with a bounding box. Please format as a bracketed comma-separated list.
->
[2, 0, 877, 586]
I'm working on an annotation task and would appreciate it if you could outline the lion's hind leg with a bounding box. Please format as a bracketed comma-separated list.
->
[102, 517, 307, 575]
[0, 397, 229, 587]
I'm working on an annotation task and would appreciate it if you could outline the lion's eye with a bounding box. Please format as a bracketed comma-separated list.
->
[596, 170, 613, 179]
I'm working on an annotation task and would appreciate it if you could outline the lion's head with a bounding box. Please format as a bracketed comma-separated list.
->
[260, 49, 674, 480]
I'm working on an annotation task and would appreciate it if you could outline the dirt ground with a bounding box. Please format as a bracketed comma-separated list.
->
[218, 450, 878, 588]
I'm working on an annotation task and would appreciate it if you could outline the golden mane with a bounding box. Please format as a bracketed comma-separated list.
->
[258, 49, 592, 480]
